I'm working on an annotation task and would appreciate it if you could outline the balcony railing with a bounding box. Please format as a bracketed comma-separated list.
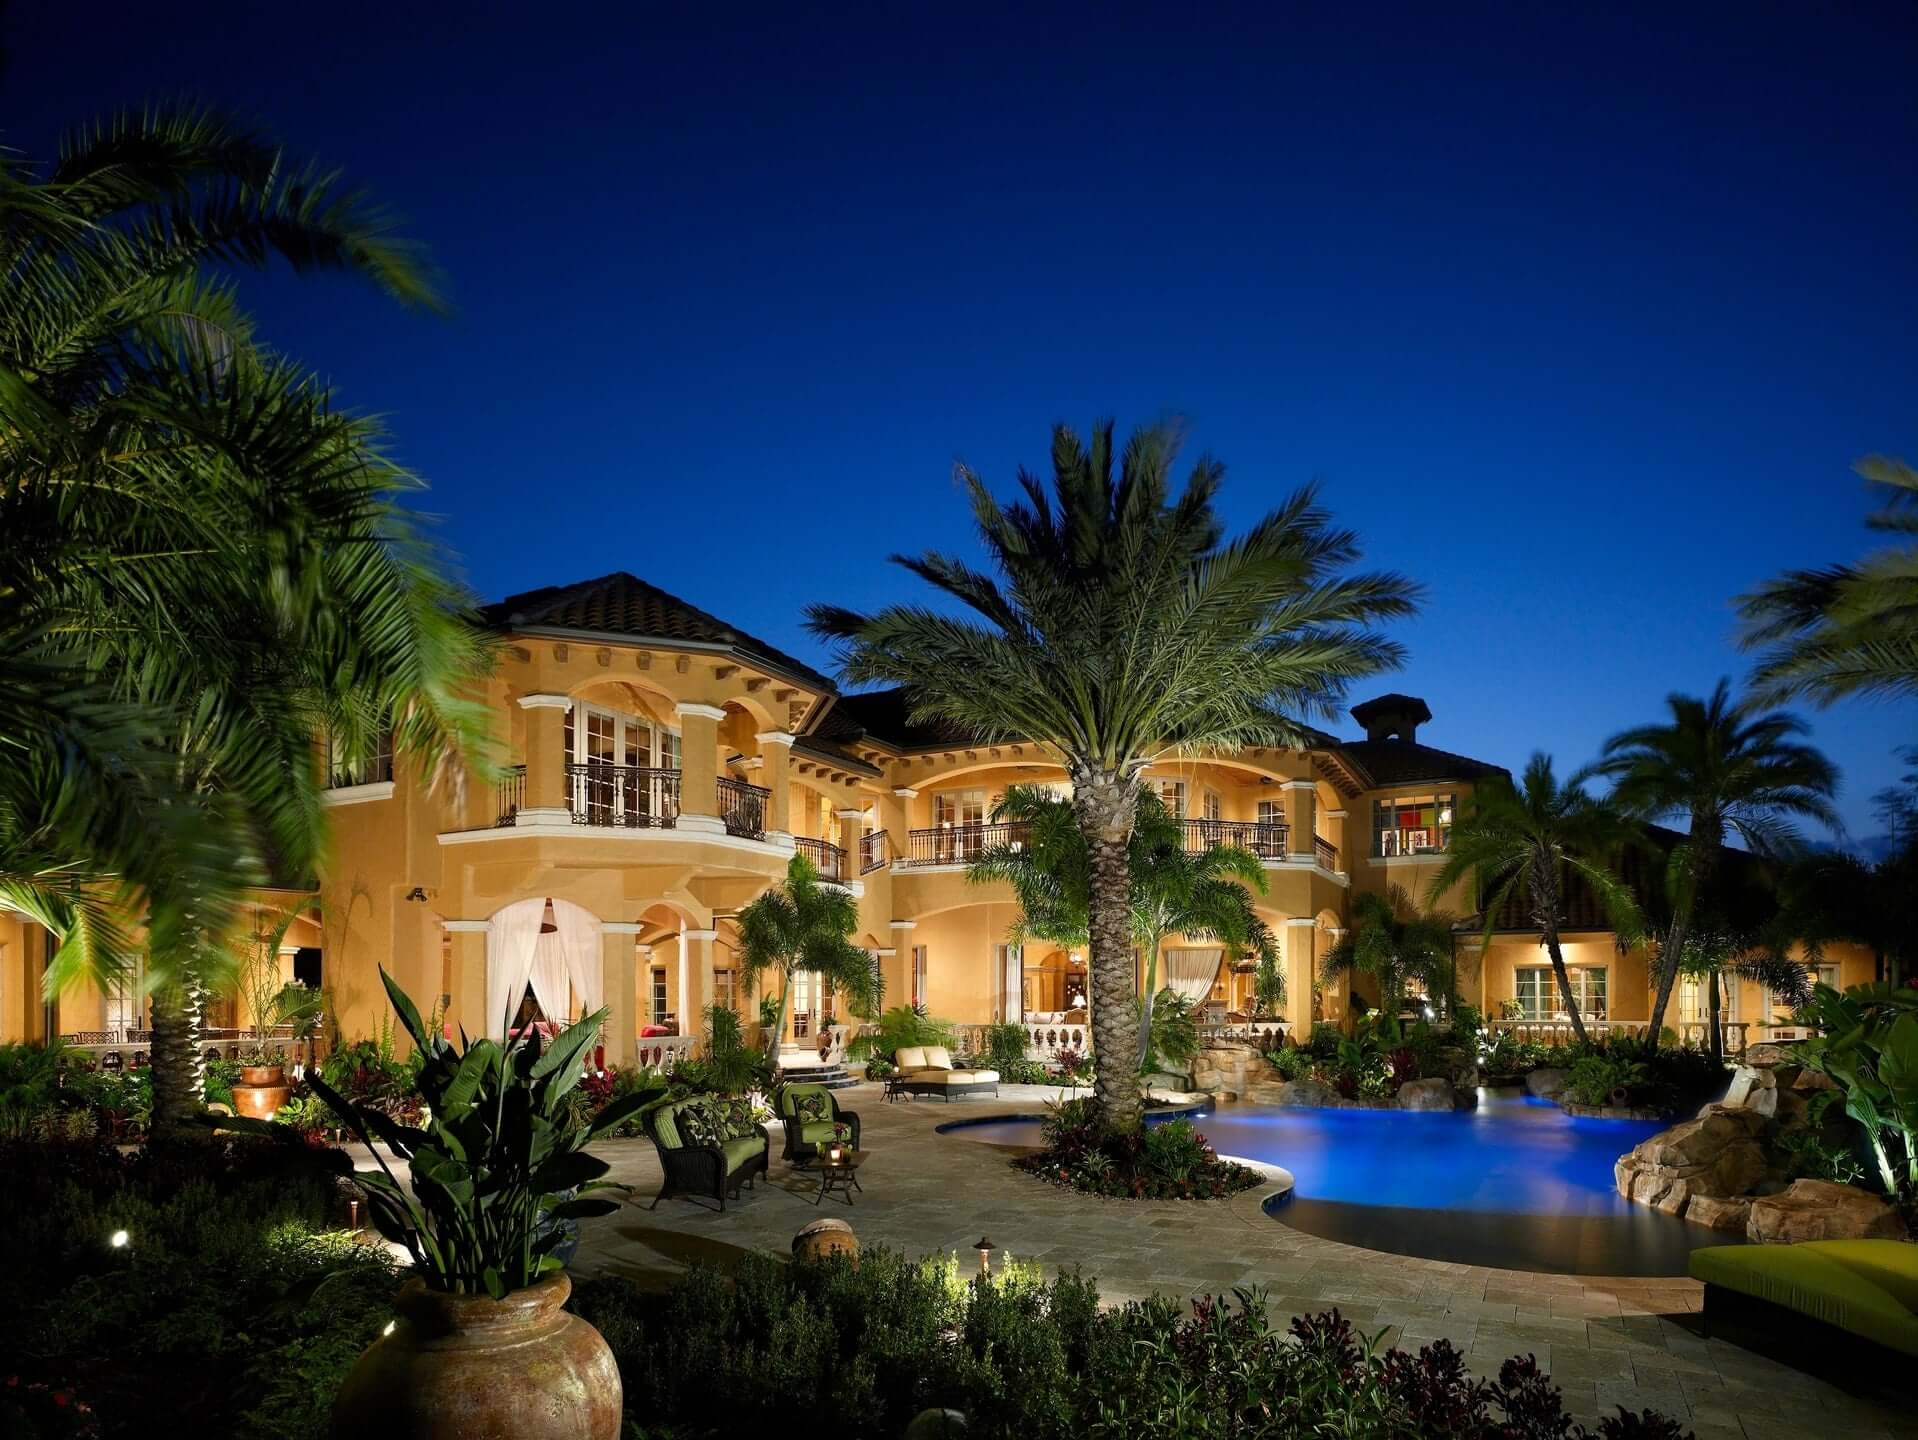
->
[566, 763, 680, 828]
[795, 835, 847, 881]
[1314, 834, 1340, 870]
[859, 829, 889, 873]
[1373, 825, 1451, 858]
[899, 821, 1029, 867]
[717, 776, 770, 839]
[495, 764, 526, 826]
[1179, 818, 1289, 858]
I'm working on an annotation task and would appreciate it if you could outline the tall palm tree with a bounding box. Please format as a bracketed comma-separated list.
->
[1321, 886, 1456, 1019]
[1427, 755, 1644, 1043]
[1598, 681, 1838, 1051]
[736, 852, 883, 1056]
[1, 106, 493, 1134]
[1738, 456, 1918, 705]
[810, 421, 1416, 1130]
[968, 785, 1278, 1068]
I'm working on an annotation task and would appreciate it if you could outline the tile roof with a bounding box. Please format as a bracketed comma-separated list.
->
[1333, 738, 1507, 788]
[482, 572, 834, 691]
[828, 687, 985, 750]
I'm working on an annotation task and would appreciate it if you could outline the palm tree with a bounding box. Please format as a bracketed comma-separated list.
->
[968, 785, 1279, 1069]
[809, 421, 1416, 1130]
[736, 852, 884, 1056]
[1321, 886, 1456, 1020]
[1, 106, 493, 1134]
[1427, 755, 1644, 1043]
[1598, 681, 1838, 1051]
[1738, 456, 1918, 705]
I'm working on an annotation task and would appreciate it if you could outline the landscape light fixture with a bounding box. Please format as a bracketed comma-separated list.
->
[108, 1229, 129, 1249]
[974, 1236, 996, 1274]
[382, 1320, 397, 1337]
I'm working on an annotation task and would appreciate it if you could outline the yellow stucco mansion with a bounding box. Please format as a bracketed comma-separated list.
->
[0, 570, 1876, 1063]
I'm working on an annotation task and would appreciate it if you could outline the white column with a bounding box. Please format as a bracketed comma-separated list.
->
[680, 928, 718, 1037]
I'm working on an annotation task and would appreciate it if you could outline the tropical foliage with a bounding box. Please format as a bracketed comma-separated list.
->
[1792, 981, 1918, 1207]
[1321, 886, 1456, 1018]
[736, 852, 882, 1052]
[1599, 681, 1837, 1050]
[1427, 755, 1643, 1042]
[1739, 455, 1918, 705]
[0, 105, 493, 1133]
[810, 422, 1415, 1130]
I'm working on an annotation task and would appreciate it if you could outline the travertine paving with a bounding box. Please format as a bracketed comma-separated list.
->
[572, 1083, 1913, 1438]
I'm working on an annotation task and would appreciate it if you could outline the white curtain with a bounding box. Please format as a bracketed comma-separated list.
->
[548, 897, 604, 1017]
[527, 928, 571, 1023]
[484, 899, 548, 1038]
[1163, 948, 1224, 1006]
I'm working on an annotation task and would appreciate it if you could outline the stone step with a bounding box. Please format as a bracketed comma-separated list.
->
[777, 1061, 861, 1090]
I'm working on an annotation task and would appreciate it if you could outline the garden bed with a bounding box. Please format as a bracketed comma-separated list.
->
[1007, 1099, 1262, 1200]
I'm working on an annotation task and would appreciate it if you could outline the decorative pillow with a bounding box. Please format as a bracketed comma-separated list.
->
[676, 1101, 725, 1148]
[717, 1097, 757, 1139]
[921, 1045, 954, 1071]
[895, 1046, 927, 1070]
[792, 1091, 831, 1125]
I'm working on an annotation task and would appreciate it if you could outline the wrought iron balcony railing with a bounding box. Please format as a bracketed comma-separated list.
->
[495, 764, 526, 826]
[1178, 818, 1289, 858]
[858, 829, 889, 873]
[795, 834, 848, 881]
[566, 763, 680, 828]
[717, 776, 770, 839]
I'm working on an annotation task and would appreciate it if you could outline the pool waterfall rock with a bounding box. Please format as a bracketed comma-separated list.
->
[1191, 1040, 1473, 1110]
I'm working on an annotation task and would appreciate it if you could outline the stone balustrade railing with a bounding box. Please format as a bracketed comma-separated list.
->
[951, 1021, 1091, 1064]
[634, 1033, 699, 1072]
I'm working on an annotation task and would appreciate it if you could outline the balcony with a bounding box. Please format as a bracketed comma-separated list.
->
[859, 829, 889, 873]
[495, 764, 526, 826]
[795, 834, 848, 881]
[898, 821, 1028, 867]
[716, 776, 770, 840]
[1314, 834, 1340, 870]
[896, 818, 1326, 870]
[565, 763, 680, 828]
[1178, 818, 1289, 858]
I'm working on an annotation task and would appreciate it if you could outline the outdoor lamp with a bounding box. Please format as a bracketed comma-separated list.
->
[974, 1236, 996, 1275]
[348, 1198, 363, 1232]
[108, 1229, 129, 1249]
[827, 1140, 844, 1164]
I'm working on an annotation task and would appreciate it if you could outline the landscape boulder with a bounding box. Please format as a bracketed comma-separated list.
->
[1683, 1194, 1754, 1234]
[1524, 1067, 1568, 1100]
[1719, 1065, 1780, 1117]
[1258, 1077, 1339, 1108]
[1740, 1042, 1795, 1069]
[1396, 1077, 1456, 1111]
[1614, 1108, 1769, 1221]
[1746, 1179, 1909, 1244]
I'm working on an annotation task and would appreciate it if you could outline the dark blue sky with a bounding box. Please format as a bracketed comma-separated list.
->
[7, 1, 1914, 835]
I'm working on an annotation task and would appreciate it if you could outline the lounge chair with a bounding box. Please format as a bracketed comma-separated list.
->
[893, 1044, 999, 1101]
[642, 1095, 769, 1211]
[1691, 1239, 1918, 1361]
[776, 1082, 863, 1164]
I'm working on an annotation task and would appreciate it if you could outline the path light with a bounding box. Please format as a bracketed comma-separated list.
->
[108, 1229, 129, 1249]
[382, 1320, 396, 1337]
[348, 1198, 362, 1231]
[973, 1236, 996, 1275]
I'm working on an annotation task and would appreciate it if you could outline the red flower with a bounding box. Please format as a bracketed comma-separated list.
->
[52, 1392, 69, 1407]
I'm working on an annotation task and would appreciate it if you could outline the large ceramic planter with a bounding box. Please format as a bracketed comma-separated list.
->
[232, 1063, 291, 1120]
[331, 1272, 620, 1440]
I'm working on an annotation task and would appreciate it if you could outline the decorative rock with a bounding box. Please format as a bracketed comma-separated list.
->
[1721, 1065, 1779, 1116]
[1396, 1077, 1455, 1111]
[1741, 1043, 1795, 1069]
[1614, 1109, 1769, 1221]
[1746, 1179, 1910, 1244]
[1791, 1067, 1836, 1092]
[1684, 1194, 1754, 1233]
[792, 1218, 858, 1265]
[1524, 1067, 1568, 1099]
[1264, 1078, 1339, 1108]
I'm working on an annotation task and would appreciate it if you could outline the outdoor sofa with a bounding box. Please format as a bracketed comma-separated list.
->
[642, 1095, 770, 1211]
[775, 1082, 863, 1164]
[893, 1045, 999, 1100]
[1691, 1239, 1918, 1361]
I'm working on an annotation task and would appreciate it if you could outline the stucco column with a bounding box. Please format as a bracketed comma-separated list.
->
[675, 704, 725, 833]
[880, 787, 917, 867]
[756, 730, 795, 843]
[1283, 780, 1318, 863]
[1283, 918, 1316, 1043]
[680, 928, 717, 1039]
[1322, 807, 1348, 870]
[601, 923, 643, 1068]
[441, 920, 490, 1038]
[835, 807, 865, 873]
[517, 693, 573, 824]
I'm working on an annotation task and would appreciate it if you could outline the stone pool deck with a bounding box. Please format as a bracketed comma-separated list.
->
[571, 1082, 1912, 1439]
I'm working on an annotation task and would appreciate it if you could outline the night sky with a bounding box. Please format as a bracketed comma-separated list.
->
[6, 2, 1913, 837]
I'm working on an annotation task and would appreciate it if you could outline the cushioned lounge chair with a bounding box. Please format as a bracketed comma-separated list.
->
[643, 1096, 769, 1211]
[1691, 1239, 1918, 1360]
[893, 1044, 999, 1101]
[776, 1082, 862, 1164]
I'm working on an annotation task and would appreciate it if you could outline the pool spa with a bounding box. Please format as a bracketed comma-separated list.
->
[943, 1090, 1734, 1275]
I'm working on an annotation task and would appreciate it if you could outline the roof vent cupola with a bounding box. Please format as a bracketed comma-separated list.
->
[1349, 693, 1432, 744]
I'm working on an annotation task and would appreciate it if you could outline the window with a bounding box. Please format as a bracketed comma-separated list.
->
[327, 725, 394, 787]
[911, 945, 928, 1007]
[564, 703, 681, 823]
[1154, 778, 1187, 817]
[1373, 793, 1455, 856]
[649, 968, 668, 1024]
[1680, 972, 1739, 1024]
[1203, 789, 1222, 822]
[932, 789, 987, 826]
[712, 968, 737, 1015]
[1766, 964, 1838, 1020]
[1514, 965, 1606, 1021]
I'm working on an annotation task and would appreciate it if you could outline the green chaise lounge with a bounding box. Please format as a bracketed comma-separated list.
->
[1691, 1240, 1918, 1361]
[776, 1082, 862, 1164]
[643, 1096, 769, 1211]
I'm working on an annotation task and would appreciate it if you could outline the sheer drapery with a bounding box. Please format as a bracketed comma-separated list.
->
[548, 897, 604, 1016]
[484, 899, 548, 1038]
[1162, 947, 1224, 1006]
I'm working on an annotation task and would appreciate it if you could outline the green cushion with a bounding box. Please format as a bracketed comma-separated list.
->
[782, 1084, 832, 1123]
[1690, 1244, 1918, 1356]
[652, 1102, 682, 1149]
[1800, 1240, 1918, 1313]
[722, 1135, 764, 1173]
[798, 1120, 842, 1144]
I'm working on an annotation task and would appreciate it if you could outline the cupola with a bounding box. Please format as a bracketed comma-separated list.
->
[1348, 693, 1432, 744]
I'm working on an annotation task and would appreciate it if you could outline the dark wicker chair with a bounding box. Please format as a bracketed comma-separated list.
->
[642, 1097, 769, 1212]
[775, 1082, 862, 1164]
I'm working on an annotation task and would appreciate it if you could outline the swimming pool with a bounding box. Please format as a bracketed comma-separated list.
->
[943, 1091, 1734, 1275]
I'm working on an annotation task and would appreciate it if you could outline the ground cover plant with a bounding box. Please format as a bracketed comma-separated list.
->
[1010, 1097, 1260, 1199]
[570, 1248, 1690, 1439]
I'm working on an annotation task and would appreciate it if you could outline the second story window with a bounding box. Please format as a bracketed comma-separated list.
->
[1154, 779, 1187, 817]
[1202, 788, 1222, 822]
[1373, 793, 1454, 856]
[327, 726, 394, 787]
[933, 788, 986, 827]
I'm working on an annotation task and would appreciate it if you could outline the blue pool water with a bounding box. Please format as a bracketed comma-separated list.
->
[945, 1091, 1726, 1274]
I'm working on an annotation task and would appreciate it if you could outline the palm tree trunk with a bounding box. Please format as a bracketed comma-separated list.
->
[1134, 936, 1162, 1071]
[1707, 970, 1723, 1067]
[149, 975, 207, 1141]
[765, 973, 792, 1057]
[1540, 926, 1588, 1043]
[1077, 778, 1142, 1135]
[1646, 918, 1687, 1053]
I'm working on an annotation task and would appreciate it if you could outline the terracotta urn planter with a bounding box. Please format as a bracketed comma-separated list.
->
[331, 1272, 620, 1440]
[232, 1063, 292, 1120]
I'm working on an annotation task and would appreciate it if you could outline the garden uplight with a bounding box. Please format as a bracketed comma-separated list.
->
[108, 1230, 129, 1249]
[383, 1320, 396, 1337]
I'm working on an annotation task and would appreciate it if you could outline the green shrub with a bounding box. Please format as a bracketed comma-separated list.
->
[1307, 1022, 1343, 1059]
[1565, 1055, 1650, 1107]
[1143, 990, 1200, 1071]
[850, 1004, 956, 1061]
[1264, 1046, 1312, 1082]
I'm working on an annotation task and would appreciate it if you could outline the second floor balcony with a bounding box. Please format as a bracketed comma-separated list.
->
[492, 763, 772, 841]
[894, 817, 1341, 871]
[795, 834, 848, 881]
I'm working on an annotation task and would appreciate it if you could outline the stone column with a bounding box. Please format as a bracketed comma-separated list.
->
[517, 693, 574, 824]
[756, 730, 795, 843]
[680, 928, 717, 1039]
[675, 704, 726, 833]
[1284, 918, 1317, 1042]
[601, 922, 643, 1068]
[1283, 780, 1318, 864]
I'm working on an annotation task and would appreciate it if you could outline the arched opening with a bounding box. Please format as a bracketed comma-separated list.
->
[483, 896, 603, 1039]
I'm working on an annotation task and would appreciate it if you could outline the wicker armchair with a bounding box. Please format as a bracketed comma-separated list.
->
[776, 1082, 862, 1164]
[643, 1096, 770, 1211]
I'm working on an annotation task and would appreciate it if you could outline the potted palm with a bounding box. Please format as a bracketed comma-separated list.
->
[307, 969, 644, 1439]
[232, 925, 325, 1119]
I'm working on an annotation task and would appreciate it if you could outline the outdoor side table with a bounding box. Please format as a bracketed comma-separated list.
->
[815, 1150, 865, 1205]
